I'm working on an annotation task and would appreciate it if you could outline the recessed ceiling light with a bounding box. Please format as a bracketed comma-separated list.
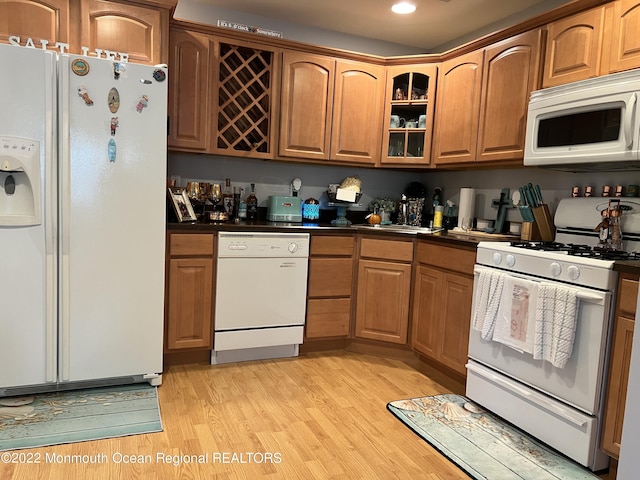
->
[392, 2, 417, 14]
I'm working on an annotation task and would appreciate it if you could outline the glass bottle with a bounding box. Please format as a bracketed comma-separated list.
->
[222, 178, 234, 216]
[246, 183, 258, 221]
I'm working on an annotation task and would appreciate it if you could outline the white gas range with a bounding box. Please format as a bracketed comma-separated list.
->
[466, 197, 640, 472]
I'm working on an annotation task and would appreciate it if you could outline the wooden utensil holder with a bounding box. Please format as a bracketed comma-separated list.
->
[531, 204, 555, 242]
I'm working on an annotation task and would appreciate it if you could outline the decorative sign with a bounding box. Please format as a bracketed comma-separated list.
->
[8, 35, 129, 62]
[217, 20, 283, 39]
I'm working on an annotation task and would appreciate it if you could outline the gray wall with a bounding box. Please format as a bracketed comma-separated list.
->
[169, 153, 640, 224]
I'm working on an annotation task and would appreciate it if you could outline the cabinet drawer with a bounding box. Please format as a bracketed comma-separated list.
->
[308, 258, 354, 297]
[416, 241, 475, 274]
[306, 298, 351, 338]
[618, 275, 639, 316]
[169, 233, 214, 256]
[359, 237, 413, 262]
[311, 235, 355, 256]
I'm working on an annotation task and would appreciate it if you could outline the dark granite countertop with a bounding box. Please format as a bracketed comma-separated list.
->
[613, 260, 640, 275]
[167, 220, 483, 248]
[169, 220, 640, 271]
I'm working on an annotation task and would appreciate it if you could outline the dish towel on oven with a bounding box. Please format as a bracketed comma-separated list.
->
[533, 283, 579, 368]
[472, 269, 505, 340]
[492, 277, 538, 354]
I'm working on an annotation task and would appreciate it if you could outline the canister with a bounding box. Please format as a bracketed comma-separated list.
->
[303, 197, 320, 221]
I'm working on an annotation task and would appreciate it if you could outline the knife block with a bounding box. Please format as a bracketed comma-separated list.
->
[521, 221, 541, 241]
[531, 204, 555, 242]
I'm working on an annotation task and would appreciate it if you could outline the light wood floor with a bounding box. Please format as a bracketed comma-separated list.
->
[0, 351, 617, 479]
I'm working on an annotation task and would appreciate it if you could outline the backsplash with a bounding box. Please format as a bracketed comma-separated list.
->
[169, 152, 640, 225]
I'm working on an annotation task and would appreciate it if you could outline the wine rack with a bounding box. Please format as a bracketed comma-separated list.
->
[215, 42, 276, 157]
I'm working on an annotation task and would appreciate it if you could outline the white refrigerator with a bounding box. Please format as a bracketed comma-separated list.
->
[0, 43, 167, 395]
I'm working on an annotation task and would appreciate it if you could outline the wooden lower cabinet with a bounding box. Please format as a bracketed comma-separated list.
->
[165, 233, 215, 351]
[355, 259, 412, 344]
[601, 272, 639, 458]
[305, 235, 355, 339]
[411, 241, 475, 376]
[306, 298, 351, 338]
[354, 236, 413, 345]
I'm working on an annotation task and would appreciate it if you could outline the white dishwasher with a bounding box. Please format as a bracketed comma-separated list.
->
[212, 232, 310, 364]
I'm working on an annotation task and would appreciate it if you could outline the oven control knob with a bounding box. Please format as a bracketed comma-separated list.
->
[567, 265, 580, 281]
[505, 254, 516, 267]
[288, 242, 298, 253]
[550, 262, 562, 277]
[492, 252, 502, 265]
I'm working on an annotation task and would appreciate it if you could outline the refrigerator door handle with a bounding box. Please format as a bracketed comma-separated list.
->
[58, 55, 71, 382]
[45, 52, 58, 383]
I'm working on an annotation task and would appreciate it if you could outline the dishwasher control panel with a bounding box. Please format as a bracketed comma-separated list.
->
[217, 232, 310, 258]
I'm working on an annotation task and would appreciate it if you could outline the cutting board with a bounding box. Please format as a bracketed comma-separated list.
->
[448, 229, 520, 241]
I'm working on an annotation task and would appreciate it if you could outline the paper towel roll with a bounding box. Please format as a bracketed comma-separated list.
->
[458, 188, 476, 228]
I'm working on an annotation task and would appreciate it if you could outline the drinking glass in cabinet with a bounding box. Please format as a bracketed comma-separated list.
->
[407, 133, 425, 157]
[388, 133, 405, 156]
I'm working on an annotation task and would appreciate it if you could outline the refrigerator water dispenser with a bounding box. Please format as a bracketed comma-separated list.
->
[0, 137, 41, 226]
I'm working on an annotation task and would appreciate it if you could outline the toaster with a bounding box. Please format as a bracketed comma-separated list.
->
[267, 196, 302, 222]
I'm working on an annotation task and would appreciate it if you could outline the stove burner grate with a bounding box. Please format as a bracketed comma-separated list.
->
[509, 241, 640, 260]
[510, 241, 570, 251]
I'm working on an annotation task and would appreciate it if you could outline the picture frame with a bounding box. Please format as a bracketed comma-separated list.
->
[168, 187, 197, 222]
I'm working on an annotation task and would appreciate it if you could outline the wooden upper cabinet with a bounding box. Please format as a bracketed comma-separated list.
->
[608, 0, 640, 73]
[279, 51, 335, 160]
[476, 29, 543, 163]
[279, 52, 383, 164]
[432, 50, 484, 165]
[0, 0, 75, 51]
[330, 60, 385, 164]
[80, 0, 169, 65]
[542, 6, 605, 87]
[168, 28, 211, 151]
[381, 64, 438, 167]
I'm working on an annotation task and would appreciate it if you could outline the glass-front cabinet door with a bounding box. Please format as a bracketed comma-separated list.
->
[381, 65, 437, 167]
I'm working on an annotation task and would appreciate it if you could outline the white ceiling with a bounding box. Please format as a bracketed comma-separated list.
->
[191, 0, 574, 51]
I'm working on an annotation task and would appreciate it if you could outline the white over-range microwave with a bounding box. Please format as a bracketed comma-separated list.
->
[524, 68, 640, 171]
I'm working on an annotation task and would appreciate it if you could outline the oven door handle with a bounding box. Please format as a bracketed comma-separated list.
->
[474, 265, 606, 305]
[466, 363, 588, 428]
[575, 291, 606, 304]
